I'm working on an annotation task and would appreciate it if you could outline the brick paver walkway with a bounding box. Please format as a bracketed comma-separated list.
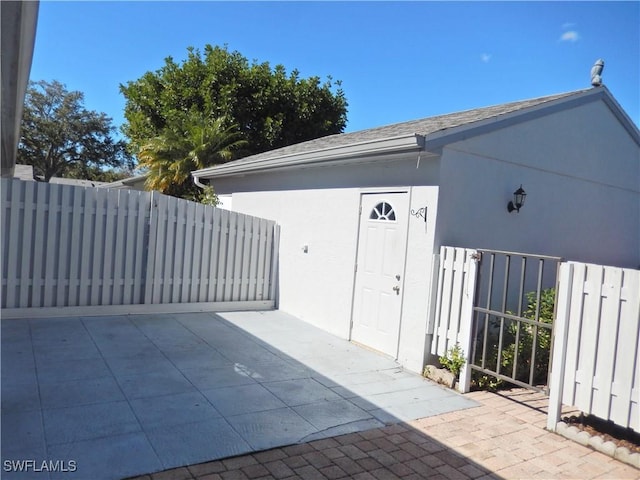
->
[128, 389, 639, 480]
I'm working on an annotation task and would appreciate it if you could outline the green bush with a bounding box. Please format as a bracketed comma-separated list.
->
[472, 288, 555, 390]
[439, 343, 466, 379]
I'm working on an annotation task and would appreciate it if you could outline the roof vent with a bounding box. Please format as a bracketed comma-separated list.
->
[591, 59, 604, 87]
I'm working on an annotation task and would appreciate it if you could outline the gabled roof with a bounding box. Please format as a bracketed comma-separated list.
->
[193, 86, 639, 179]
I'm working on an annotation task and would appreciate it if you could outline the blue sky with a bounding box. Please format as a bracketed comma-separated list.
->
[30, 1, 639, 140]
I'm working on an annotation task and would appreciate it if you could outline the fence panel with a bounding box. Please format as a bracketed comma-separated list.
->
[549, 261, 639, 432]
[2, 179, 278, 309]
[430, 246, 477, 357]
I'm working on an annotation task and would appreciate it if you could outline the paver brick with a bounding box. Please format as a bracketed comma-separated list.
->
[335, 432, 364, 445]
[293, 464, 326, 480]
[321, 447, 346, 460]
[351, 473, 377, 480]
[381, 424, 408, 435]
[338, 444, 368, 460]
[281, 443, 315, 456]
[189, 461, 227, 476]
[356, 457, 383, 471]
[241, 463, 270, 479]
[220, 470, 248, 480]
[387, 462, 415, 477]
[319, 465, 348, 479]
[151, 467, 193, 480]
[281, 455, 308, 469]
[368, 448, 398, 467]
[310, 438, 341, 450]
[406, 457, 442, 475]
[303, 451, 333, 469]
[263, 460, 295, 478]
[354, 439, 378, 452]
[436, 463, 471, 480]
[388, 447, 415, 463]
[252, 449, 287, 463]
[370, 467, 402, 480]
[359, 429, 386, 441]
[199, 474, 223, 480]
[458, 463, 490, 479]
[332, 456, 365, 476]
[434, 450, 469, 468]
[223, 456, 257, 470]
[371, 436, 399, 452]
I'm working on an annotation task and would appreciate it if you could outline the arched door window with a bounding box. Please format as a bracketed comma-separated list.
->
[369, 201, 396, 221]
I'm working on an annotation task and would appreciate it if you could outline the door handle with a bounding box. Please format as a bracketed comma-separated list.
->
[392, 285, 400, 295]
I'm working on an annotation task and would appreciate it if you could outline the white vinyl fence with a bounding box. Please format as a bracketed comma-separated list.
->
[1, 178, 279, 309]
[548, 262, 639, 432]
[431, 246, 639, 433]
[429, 246, 478, 389]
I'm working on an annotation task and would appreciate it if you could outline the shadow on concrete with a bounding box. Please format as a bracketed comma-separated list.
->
[1, 310, 497, 480]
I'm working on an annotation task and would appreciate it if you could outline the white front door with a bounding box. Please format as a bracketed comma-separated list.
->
[351, 192, 409, 357]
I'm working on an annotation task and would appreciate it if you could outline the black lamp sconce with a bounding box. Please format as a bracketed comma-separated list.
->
[507, 185, 527, 213]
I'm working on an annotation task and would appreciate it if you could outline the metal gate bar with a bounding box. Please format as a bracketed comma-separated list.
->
[469, 249, 562, 393]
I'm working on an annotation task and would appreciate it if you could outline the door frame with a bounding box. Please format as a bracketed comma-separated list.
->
[348, 187, 412, 358]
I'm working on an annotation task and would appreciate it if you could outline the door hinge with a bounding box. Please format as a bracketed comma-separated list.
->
[354, 263, 358, 273]
[359, 205, 362, 215]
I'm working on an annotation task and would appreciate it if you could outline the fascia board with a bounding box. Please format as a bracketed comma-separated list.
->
[425, 87, 612, 153]
[193, 134, 424, 178]
[600, 88, 640, 146]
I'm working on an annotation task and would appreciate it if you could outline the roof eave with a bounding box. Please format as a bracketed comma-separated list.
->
[192, 134, 426, 179]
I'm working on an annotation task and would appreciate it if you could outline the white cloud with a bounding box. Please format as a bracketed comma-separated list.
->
[481, 53, 492, 63]
[560, 31, 580, 42]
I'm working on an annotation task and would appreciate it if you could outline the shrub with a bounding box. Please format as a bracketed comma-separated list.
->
[472, 288, 556, 390]
[439, 343, 466, 379]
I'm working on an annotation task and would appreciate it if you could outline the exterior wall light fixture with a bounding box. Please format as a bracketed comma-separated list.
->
[507, 185, 527, 213]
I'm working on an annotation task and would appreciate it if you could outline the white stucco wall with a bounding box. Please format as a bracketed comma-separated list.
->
[231, 187, 360, 338]
[229, 184, 440, 373]
[396, 186, 440, 372]
[210, 157, 441, 373]
[436, 100, 640, 268]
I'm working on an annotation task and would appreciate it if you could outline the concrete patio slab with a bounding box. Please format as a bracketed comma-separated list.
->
[1, 310, 478, 480]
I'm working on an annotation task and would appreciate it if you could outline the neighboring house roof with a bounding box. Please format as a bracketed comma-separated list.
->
[13, 164, 108, 187]
[13, 164, 35, 181]
[50, 177, 108, 187]
[98, 174, 148, 190]
[193, 86, 640, 180]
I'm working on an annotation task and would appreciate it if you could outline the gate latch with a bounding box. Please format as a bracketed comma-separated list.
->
[470, 252, 482, 262]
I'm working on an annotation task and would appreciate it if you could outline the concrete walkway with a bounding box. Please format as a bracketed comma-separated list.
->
[2, 310, 477, 480]
[127, 388, 640, 480]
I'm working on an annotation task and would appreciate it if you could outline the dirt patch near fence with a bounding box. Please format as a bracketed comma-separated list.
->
[563, 414, 640, 454]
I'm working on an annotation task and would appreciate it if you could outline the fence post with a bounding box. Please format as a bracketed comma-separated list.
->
[458, 249, 478, 393]
[269, 224, 280, 306]
[547, 262, 574, 431]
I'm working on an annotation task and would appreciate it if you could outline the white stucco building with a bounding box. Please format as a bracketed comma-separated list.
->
[193, 86, 640, 373]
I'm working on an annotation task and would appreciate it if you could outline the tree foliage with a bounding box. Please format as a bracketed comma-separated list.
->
[18, 80, 134, 182]
[137, 112, 246, 198]
[120, 45, 348, 159]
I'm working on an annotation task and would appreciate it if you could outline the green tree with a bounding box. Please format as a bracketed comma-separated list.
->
[137, 112, 245, 199]
[120, 45, 348, 159]
[18, 80, 134, 182]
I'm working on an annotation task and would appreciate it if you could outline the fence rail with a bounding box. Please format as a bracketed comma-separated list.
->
[1, 178, 279, 309]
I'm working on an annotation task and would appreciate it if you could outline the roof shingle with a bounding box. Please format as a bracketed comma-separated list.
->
[220, 89, 591, 167]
